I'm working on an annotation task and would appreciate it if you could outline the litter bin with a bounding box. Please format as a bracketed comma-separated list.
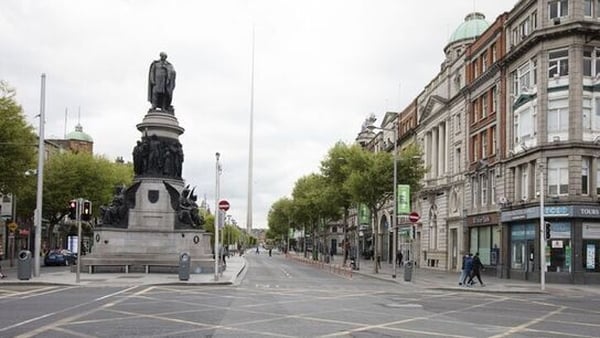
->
[18, 250, 32, 280]
[178, 252, 190, 281]
[403, 261, 413, 282]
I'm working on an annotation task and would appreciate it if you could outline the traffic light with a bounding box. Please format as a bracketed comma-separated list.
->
[68, 200, 77, 220]
[82, 200, 92, 221]
[545, 222, 552, 240]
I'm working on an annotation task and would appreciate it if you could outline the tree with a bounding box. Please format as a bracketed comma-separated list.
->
[18, 152, 133, 247]
[0, 81, 37, 196]
[345, 148, 393, 273]
[291, 173, 340, 260]
[267, 197, 294, 249]
[320, 142, 364, 263]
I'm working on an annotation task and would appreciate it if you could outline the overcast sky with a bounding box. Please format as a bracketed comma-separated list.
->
[1, 0, 515, 229]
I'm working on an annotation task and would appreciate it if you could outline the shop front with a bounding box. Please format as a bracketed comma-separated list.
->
[501, 204, 600, 284]
[466, 212, 501, 275]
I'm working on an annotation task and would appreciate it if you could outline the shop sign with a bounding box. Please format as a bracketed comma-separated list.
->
[582, 223, 600, 239]
[468, 213, 499, 226]
[501, 206, 573, 222]
[575, 206, 600, 218]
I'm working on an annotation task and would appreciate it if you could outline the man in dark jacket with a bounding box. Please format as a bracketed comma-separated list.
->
[462, 253, 474, 286]
[467, 252, 485, 286]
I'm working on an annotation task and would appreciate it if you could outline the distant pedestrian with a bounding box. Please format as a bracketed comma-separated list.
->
[268, 248, 272, 257]
[458, 253, 469, 286]
[462, 253, 474, 286]
[396, 250, 403, 267]
[0, 262, 5, 279]
[467, 252, 485, 286]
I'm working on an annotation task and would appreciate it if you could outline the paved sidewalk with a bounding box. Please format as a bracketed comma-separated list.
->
[286, 252, 600, 295]
[0, 255, 246, 287]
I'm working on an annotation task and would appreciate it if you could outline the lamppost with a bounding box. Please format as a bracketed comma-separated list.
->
[367, 122, 398, 278]
[539, 160, 546, 291]
[214, 152, 221, 281]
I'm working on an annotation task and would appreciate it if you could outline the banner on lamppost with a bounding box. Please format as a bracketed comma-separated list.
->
[358, 204, 370, 225]
[397, 184, 410, 215]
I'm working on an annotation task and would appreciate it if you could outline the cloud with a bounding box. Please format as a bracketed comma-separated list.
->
[1, 0, 514, 228]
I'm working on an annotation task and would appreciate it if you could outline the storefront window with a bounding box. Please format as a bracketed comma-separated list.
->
[546, 221, 571, 272]
[582, 223, 600, 272]
[469, 225, 499, 265]
[511, 223, 536, 270]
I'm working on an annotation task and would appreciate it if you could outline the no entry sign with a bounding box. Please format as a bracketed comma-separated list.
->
[408, 212, 420, 223]
[218, 200, 230, 211]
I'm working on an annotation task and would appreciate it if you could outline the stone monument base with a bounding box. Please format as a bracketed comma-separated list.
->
[81, 228, 215, 274]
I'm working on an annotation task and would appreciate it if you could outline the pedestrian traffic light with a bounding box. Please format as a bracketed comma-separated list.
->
[545, 222, 552, 240]
[82, 200, 92, 221]
[68, 200, 77, 220]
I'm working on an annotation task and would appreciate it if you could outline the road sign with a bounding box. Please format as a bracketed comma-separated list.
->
[7, 222, 18, 232]
[218, 200, 230, 211]
[408, 212, 420, 223]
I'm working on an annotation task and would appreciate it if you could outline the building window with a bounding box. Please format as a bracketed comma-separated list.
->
[481, 130, 488, 158]
[470, 226, 499, 265]
[455, 147, 461, 173]
[545, 222, 571, 272]
[549, 0, 569, 19]
[531, 11, 538, 28]
[549, 49, 569, 78]
[492, 126, 497, 155]
[548, 157, 569, 196]
[472, 176, 479, 207]
[482, 51, 488, 72]
[492, 43, 497, 62]
[455, 113, 461, 133]
[490, 170, 497, 205]
[521, 165, 529, 200]
[473, 135, 480, 161]
[583, 158, 590, 195]
[548, 97, 569, 133]
[518, 62, 531, 92]
[583, 48, 600, 77]
[481, 174, 488, 206]
[519, 18, 530, 39]
[515, 106, 534, 144]
[492, 86, 498, 114]
[482, 94, 488, 119]
[584, 0, 593, 16]
[583, 223, 600, 272]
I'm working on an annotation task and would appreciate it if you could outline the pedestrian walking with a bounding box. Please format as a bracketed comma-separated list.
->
[467, 252, 485, 286]
[462, 253, 474, 286]
[0, 262, 6, 279]
[458, 253, 469, 285]
[396, 250, 403, 267]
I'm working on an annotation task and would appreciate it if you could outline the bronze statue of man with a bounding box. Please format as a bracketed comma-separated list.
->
[148, 52, 176, 113]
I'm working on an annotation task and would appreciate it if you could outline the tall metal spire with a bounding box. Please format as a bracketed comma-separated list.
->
[246, 26, 255, 234]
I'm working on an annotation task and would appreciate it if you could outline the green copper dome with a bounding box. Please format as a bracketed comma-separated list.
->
[448, 12, 489, 44]
[66, 123, 93, 142]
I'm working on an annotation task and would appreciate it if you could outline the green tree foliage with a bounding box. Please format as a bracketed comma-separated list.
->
[0, 81, 37, 195]
[267, 197, 293, 241]
[291, 173, 340, 259]
[18, 152, 133, 244]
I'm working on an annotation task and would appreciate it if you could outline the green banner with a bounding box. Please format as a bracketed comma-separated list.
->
[358, 204, 370, 225]
[397, 184, 411, 215]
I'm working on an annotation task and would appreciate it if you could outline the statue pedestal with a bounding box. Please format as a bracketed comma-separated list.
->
[83, 110, 215, 273]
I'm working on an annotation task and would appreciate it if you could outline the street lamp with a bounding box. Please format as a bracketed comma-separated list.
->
[367, 122, 398, 278]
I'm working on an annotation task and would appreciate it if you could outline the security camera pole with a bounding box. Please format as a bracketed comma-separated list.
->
[539, 162, 546, 291]
[214, 152, 221, 281]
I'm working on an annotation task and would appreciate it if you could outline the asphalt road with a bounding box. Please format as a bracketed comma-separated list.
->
[1, 254, 600, 337]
